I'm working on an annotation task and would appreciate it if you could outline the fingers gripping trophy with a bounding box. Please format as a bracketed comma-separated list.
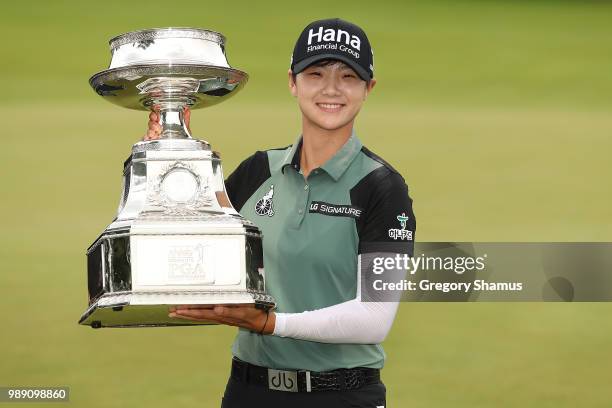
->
[79, 28, 275, 329]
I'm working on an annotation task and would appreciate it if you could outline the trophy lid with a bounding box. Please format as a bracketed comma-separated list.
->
[90, 27, 248, 111]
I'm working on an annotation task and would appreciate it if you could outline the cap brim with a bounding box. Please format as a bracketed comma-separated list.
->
[292, 53, 371, 81]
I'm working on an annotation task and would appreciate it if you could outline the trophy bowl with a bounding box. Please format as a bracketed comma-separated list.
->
[79, 28, 275, 329]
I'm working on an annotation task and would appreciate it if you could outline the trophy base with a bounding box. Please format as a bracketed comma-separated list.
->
[78, 290, 275, 328]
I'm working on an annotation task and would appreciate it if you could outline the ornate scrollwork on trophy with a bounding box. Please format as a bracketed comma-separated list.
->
[147, 161, 213, 216]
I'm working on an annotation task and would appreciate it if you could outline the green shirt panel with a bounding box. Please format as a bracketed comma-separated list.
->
[231, 135, 387, 371]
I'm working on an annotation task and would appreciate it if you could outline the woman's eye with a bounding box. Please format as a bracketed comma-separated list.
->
[309, 72, 321, 76]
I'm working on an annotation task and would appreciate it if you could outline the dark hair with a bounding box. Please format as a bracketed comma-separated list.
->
[291, 59, 370, 85]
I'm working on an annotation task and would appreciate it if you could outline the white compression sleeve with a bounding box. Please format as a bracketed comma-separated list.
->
[272, 252, 405, 344]
[272, 298, 400, 344]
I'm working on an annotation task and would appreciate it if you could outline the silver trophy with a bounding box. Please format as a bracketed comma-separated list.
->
[79, 28, 275, 329]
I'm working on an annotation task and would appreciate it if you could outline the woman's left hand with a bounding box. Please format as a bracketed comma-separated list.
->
[169, 305, 275, 335]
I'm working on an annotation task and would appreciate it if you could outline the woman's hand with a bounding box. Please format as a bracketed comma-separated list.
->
[169, 305, 275, 335]
[143, 107, 192, 141]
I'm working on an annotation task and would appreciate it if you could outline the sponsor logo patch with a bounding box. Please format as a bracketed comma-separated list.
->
[255, 185, 275, 217]
[388, 212, 413, 240]
[307, 26, 361, 50]
[309, 201, 363, 218]
[306, 26, 361, 59]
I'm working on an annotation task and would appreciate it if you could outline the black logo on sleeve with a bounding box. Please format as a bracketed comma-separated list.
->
[309, 201, 363, 219]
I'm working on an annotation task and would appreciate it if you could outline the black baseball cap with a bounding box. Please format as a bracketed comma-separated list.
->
[290, 18, 374, 81]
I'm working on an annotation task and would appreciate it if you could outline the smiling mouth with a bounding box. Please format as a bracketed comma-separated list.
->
[316, 103, 345, 112]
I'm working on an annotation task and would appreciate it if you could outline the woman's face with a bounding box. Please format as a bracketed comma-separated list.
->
[289, 61, 376, 133]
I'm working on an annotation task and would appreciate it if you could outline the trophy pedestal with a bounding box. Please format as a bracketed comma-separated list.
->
[79, 139, 275, 328]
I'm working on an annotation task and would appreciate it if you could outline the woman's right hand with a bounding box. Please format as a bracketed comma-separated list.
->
[143, 107, 191, 141]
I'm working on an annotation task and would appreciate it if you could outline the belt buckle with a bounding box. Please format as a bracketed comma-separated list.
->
[267, 368, 298, 392]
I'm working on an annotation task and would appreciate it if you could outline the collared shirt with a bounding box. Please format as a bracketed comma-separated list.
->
[225, 132, 416, 371]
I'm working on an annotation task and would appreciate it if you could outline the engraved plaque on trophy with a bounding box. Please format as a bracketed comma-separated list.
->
[79, 28, 275, 328]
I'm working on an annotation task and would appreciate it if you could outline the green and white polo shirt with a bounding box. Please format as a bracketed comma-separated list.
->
[224, 132, 416, 372]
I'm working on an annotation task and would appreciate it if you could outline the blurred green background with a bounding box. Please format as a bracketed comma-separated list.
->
[1, 0, 611, 407]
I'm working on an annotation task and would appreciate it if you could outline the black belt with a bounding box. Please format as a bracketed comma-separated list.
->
[231, 357, 380, 393]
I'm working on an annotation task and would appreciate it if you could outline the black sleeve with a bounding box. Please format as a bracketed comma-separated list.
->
[350, 167, 416, 255]
[224, 151, 271, 212]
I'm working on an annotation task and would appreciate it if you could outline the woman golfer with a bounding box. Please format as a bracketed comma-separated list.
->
[145, 18, 416, 408]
